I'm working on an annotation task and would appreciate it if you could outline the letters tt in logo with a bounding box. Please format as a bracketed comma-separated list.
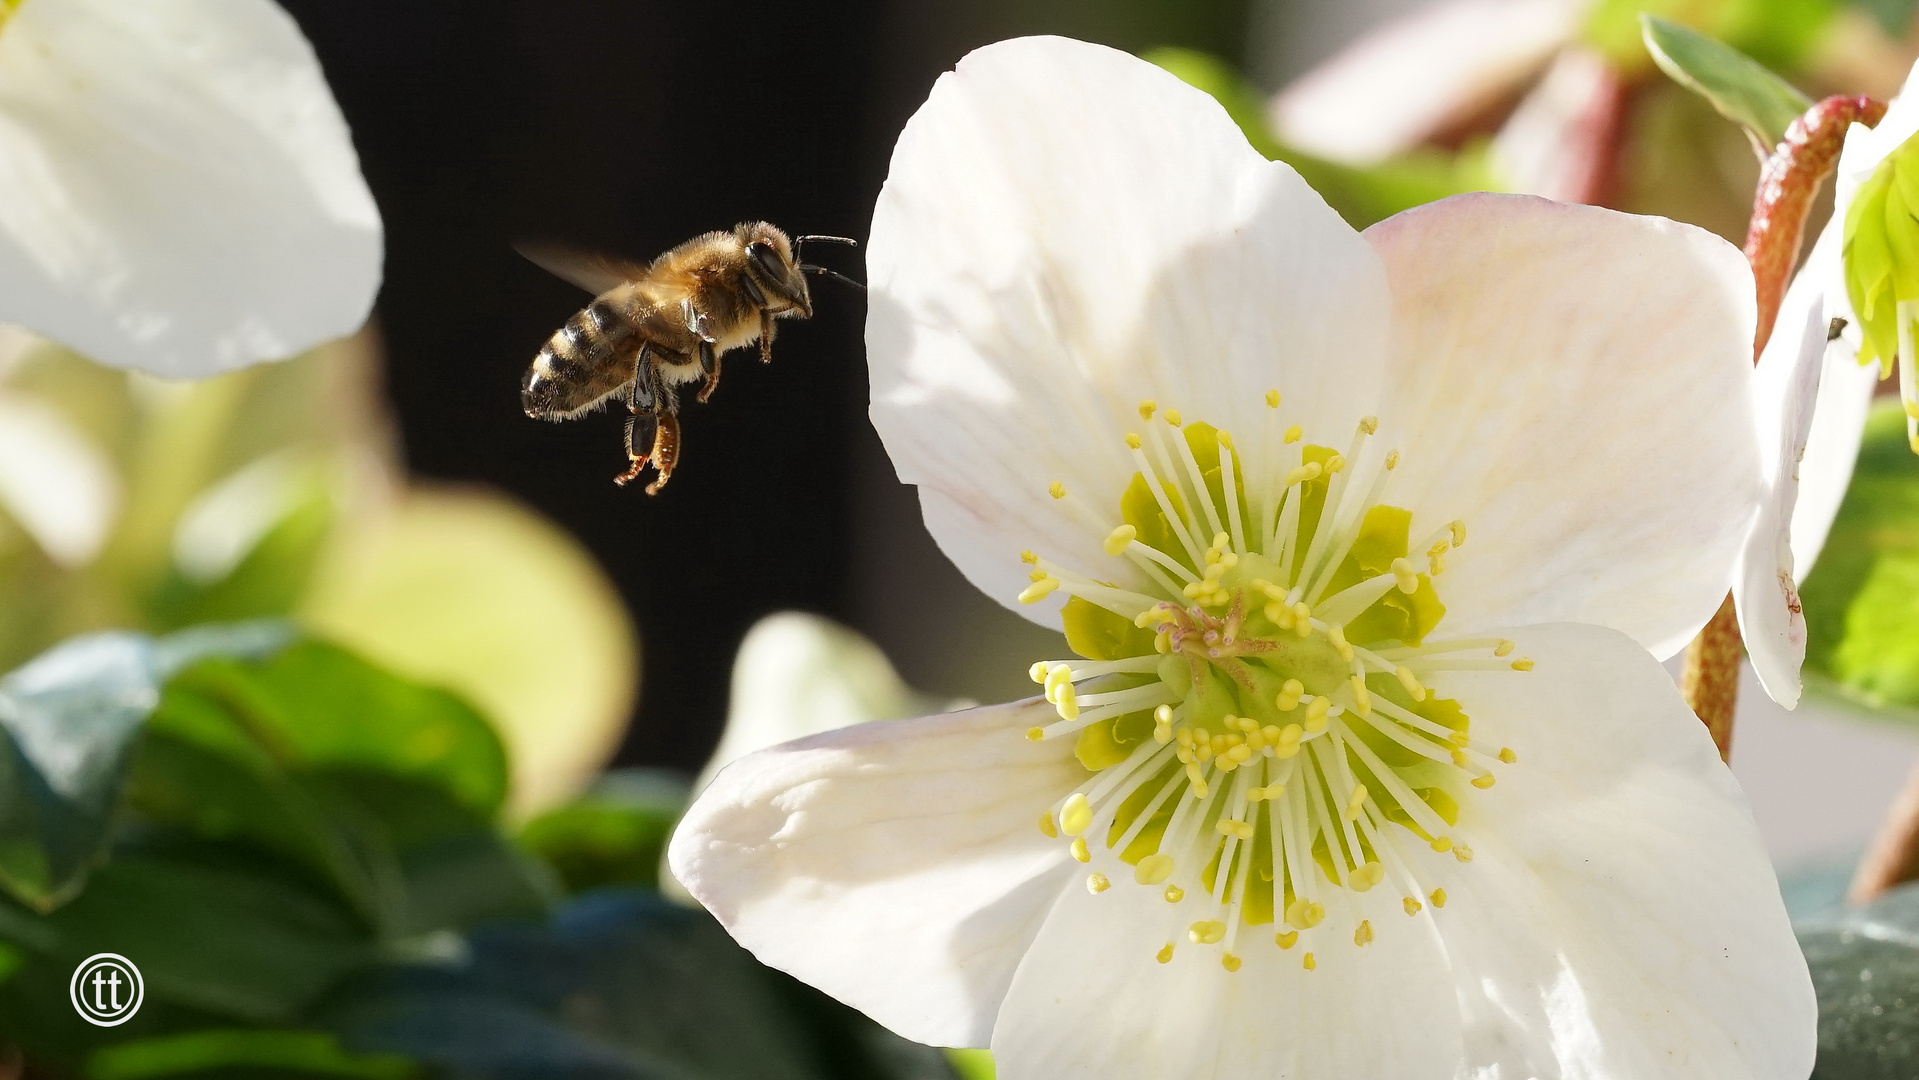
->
[69, 953, 144, 1027]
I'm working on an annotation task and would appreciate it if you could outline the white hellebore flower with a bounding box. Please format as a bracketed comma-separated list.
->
[1732, 62, 1919, 710]
[671, 37, 1812, 1080]
[0, 0, 382, 376]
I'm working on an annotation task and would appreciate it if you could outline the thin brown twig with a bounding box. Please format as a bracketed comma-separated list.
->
[1679, 95, 1886, 762]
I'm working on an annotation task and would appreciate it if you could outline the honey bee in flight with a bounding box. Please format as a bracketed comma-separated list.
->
[519, 222, 859, 493]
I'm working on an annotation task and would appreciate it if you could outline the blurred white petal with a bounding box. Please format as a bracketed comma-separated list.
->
[0, 0, 382, 376]
[0, 388, 117, 565]
[1270, 0, 1580, 166]
[1491, 47, 1625, 203]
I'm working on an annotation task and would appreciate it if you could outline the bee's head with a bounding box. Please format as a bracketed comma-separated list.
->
[735, 222, 812, 318]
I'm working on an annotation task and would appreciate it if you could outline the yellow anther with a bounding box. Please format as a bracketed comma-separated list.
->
[1135, 854, 1175, 885]
[1354, 920, 1375, 947]
[1020, 550, 1038, 564]
[1471, 773, 1496, 789]
[1048, 482, 1066, 500]
[1028, 661, 1049, 683]
[1087, 872, 1110, 894]
[1350, 861, 1385, 891]
[1493, 639, 1515, 657]
[1303, 952, 1317, 971]
[1246, 786, 1266, 801]
[1138, 400, 1158, 420]
[1164, 409, 1183, 428]
[1276, 678, 1304, 711]
[1511, 658, 1535, 672]
[1025, 727, 1044, 742]
[1276, 930, 1298, 949]
[1394, 666, 1428, 701]
[1044, 663, 1072, 700]
[1236, 715, 1259, 732]
[1165, 884, 1185, 903]
[1018, 576, 1059, 604]
[1348, 675, 1372, 717]
[1498, 747, 1517, 764]
[1227, 744, 1251, 765]
[1428, 540, 1451, 559]
[1267, 602, 1293, 629]
[1154, 630, 1171, 653]
[1222, 953, 1242, 972]
[1451, 749, 1470, 768]
[1218, 818, 1255, 839]
[1283, 425, 1303, 444]
[1154, 704, 1174, 725]
[1218, 430, 1235, 449]
[1390, 557, 1420, 594]
[1282, 462, 1321, 486]
[1265, 390, 1281, 408]
[1449, 520, 1467, 547]
[1060, 792, 1093, 836]
[1327, 624, 1353, 661]
[1447, 730, 1471, 747]
[1326, 454, 1346, 474]
[1284, 899, 1325, 929]
[1430, 887, 1447, 908]
[1344, 784, 1368, 822]
[1304, 698, 1330, 732]
[1189, 920, 1226, 945]
[1280, 723, 1303, 744]
[1428, 551, 1447, 576]
[1156, 944, 1174, 964]
[1028, 567, 1049, 583]
[1154, 725, 1172, 745]
[1070, 836, 1090, 862]
[1191, 779, 1209, 799]
[1385, 449, 1400, 470]
[1125, 432, 1142, 449]
[1453, 844, 1475, 863]
[1054, 683, 1079, 721]
[1430, 836, 1453, 853]
[1037, 811, 1058, 838]
[1403, 896, 1422, 916]
[1103, 524, 1137, 556]
[1261, 724, 1283, 743]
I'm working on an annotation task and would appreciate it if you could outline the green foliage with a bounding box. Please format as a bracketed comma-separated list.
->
[90, 1029, 416, 1080]
[1640, 15, 1813, 150]
[1144, 48, 1504, 229]
[1588, 0, 1837, 73]
[518, 770, 687, 893]
[1799, 881, 1919, 1078]
[1801, 400, 1919, 708]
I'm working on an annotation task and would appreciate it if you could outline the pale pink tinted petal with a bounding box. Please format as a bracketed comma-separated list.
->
[1364, 193, 1760, 657]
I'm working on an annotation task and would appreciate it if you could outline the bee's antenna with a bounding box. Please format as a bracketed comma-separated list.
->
[801, 264, 866, 291]
[795, 235, 858, 263]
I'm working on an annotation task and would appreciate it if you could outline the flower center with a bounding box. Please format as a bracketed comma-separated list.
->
[1022, 396, 1526, 973]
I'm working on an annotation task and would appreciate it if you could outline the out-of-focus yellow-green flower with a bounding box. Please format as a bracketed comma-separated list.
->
[1844, 131, 1919, 446]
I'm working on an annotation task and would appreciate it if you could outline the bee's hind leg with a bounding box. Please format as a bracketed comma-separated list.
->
[615, 349, 665, 487]
[643, 412, 681, 495]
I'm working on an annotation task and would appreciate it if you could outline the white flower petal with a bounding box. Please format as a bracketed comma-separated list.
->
[1836, 60, 1919, 208]
[868, 36, 1392, 626]
[668, 697, 1084, 1047]
[989, 875, 1459, 1080]
[1268, 0, 1579, 166]
[1363, 194, 1760, 657]
[1424, 623, 1813, 1080]
[0, 388, 117, 565]
[1781, 224, 1878, 576]
[0, 0, 382, 376]
[1737, 224, 1877, 708]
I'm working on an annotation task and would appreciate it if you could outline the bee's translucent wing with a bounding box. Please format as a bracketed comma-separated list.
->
[514, 241, 649, 296]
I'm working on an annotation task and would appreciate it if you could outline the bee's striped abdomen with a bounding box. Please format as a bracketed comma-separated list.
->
[521, 294, 644, 420]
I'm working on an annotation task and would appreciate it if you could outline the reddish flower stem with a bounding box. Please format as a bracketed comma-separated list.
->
[1680, 95, 1886, 762]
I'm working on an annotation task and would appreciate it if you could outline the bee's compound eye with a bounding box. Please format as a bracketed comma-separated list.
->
[746, 241, 784, 279]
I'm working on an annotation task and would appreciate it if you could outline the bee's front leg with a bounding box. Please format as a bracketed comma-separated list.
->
[696, 340, 722, 403]
[758, 309, 776, 364]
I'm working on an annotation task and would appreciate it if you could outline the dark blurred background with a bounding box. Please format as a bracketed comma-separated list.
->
[274, 0, 1256, 771]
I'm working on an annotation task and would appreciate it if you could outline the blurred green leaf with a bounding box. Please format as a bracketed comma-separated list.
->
[1588, 0, 1838, 73]
[89, 1029, 416, 1080]
[147, 476, 335, 633]
[1144, 48, 1503, 230]
[1641, 15, 1813, 150]
[0, 623, 290, 910]
[322, 890, 957, 1080]
[519, 770, 687, 894]
[1852, 0, 1918, 35]
[162, 641, 508, 818]
[1802, 400, 1919, 708]
[1799, 881, 1919, 1077]
[946, 1049, 995, 1080]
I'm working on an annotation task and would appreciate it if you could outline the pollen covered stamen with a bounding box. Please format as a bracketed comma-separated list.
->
[1017, 397, 1525, 971]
